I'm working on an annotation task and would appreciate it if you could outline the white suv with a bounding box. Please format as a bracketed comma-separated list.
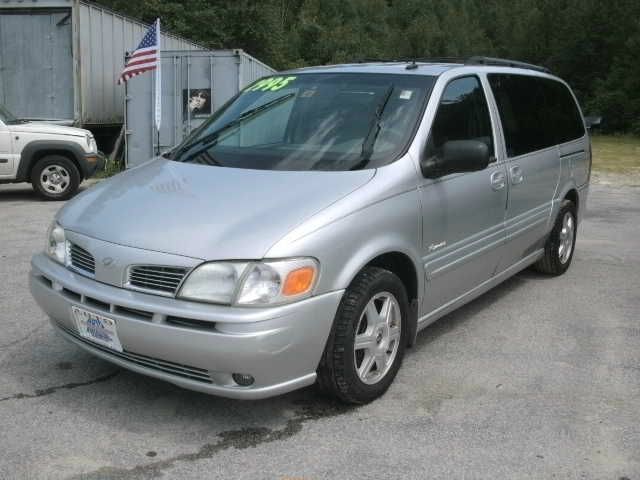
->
[0, 104, 103, 200]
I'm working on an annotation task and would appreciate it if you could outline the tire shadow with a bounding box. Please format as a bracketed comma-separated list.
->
[0, 183, 93, 203]
[413, 270, 535, 349]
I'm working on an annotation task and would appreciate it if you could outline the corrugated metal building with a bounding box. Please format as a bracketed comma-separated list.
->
[0, 0, 203, 126]
[125, 49, 276, 167]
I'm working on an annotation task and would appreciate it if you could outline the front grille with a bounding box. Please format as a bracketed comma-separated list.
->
[57, 323, 213, 384]
[127, 265, 189, 296]
[69, 243, 95, 275]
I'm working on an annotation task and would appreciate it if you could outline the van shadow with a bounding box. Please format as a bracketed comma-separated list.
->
[412, 270, 534, 349]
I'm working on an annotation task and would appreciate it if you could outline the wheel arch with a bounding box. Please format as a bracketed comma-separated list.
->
[17, 140, 86, 182]
[343, 248, 422, 348]
[563, 188, 579, 214]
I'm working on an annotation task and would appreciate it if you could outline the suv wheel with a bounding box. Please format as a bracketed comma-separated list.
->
[31, 155, 80, 201]
[533, 199, 577, 275]
[317, 266, 408, 404]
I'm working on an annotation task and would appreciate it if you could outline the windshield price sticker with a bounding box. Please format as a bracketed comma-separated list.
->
[247, 76, 297, 92]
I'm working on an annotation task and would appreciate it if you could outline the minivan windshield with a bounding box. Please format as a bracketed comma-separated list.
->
[0, 104, 21, 125]
[171, 73, 435, 171]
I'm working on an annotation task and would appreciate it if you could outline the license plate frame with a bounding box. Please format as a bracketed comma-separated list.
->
[71, 306, 123, 352]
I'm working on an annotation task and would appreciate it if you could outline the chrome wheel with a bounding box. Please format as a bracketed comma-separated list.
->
[558, 211, 575, 264]
[40, 165, 70, 194]
[354, 292, 402, 385]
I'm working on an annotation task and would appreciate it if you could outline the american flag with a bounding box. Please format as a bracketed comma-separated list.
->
[117, 20, 159, 84]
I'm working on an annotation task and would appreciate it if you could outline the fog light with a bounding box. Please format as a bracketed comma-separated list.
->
[232, 373, 254, 386]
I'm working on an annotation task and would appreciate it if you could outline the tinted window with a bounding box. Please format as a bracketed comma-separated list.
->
[488, 74, 584, 157]
[548, 81, 586, 143]
[425, 76, 494, 165]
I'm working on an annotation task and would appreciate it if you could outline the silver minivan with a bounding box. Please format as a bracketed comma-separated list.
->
[30, 57, 590, 403]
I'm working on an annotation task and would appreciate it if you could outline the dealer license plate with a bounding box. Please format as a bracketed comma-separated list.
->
[72, 306, 123, 352]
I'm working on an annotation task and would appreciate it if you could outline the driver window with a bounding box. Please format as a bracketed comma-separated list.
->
[425, 76, 494, 163]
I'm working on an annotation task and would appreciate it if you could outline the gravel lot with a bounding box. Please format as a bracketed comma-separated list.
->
[0, 180, 638, 480]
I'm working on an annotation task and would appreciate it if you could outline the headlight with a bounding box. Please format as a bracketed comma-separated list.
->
[177, 262, 247, 304]
[177, 258, 318, 306]
[86, 133, 97, 152]
[46, 222, 67, 265]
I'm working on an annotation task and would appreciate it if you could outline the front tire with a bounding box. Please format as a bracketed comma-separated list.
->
[31, 155, 80, 201]
[317, 267, 408, 404]
[533, 199, 577, 275]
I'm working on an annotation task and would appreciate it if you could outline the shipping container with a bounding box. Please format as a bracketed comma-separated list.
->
[125, 49, 275, 167]
[0, 0, 202, 127]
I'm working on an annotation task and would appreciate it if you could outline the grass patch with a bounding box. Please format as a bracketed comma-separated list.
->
[591, 134, 640, 174]
[95, 157, 124, 178]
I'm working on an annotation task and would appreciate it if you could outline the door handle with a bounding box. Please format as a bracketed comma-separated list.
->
[510, 165, 524, 184]
[0, 159, 8, 164]
[490, 171, 506, 190]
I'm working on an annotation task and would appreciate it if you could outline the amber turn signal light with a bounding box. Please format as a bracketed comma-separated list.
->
[282, 266, 316, 296]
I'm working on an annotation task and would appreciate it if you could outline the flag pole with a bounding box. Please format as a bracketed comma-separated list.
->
[155, 18, 162, 156]
[124, 51, 130, 169]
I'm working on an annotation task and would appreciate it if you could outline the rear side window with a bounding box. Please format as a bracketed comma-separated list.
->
[425, 75, 494, 160]
[488, 74, 584, 157]
[548, 81, 586, 143]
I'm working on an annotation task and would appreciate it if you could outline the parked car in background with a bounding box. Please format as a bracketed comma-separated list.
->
[0, 104, 103, 200]
[30, 57, 590, 403]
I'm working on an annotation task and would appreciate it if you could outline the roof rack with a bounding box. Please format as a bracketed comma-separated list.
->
[465, 56, 551, 73]
[353, 57, 464, 64]
[352, 57, 465, 70]
[349, 56, 551, 73]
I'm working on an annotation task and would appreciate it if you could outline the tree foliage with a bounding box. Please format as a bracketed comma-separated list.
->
[97, 0, 640, 133]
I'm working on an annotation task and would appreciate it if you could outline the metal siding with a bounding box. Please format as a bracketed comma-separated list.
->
[0, 0, 203, 125]
[238, 50, 275, 89]
[0, 9, 74, 120]
[125, 50, 275, 167]
[78, 1, 203, 125]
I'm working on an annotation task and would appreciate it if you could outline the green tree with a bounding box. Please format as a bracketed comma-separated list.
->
[95, 0, 640, 133]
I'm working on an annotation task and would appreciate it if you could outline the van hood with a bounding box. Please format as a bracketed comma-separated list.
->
[58, 159, 375, 260]
[11, 122, 88, 138]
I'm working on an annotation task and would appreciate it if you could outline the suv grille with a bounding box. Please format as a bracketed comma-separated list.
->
[127, 265, 189, 296]
[69, 243, 95, 275]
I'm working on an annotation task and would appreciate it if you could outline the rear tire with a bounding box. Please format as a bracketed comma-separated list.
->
[317, 266, 408, 404]
[533, 200, 577, 275]
[31, 155, 80, 201]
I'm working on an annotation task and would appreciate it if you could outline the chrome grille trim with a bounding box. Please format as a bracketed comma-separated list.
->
[126, 265, 189, 296]
[56, 323, 213, 384]
[69, 243, 95, 275]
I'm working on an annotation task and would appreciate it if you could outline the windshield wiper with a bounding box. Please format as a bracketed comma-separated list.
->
[350, 84, 394, 170]
[175, 93, 295, 163]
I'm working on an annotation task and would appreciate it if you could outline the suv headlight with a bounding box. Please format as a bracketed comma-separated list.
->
[46, 222, 67, 265]
[178, 258, 318, 306]
[86, 133, 97, 152]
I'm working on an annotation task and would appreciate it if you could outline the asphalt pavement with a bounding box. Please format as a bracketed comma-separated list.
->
[0, 180, 638, 480]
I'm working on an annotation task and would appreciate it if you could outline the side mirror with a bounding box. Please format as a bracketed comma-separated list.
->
[421, 140, 490, 179]
[584, 116, 602, 129]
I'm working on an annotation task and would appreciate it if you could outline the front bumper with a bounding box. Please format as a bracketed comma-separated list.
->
[83, 151, 105, 177]
[30, 253, 343, 399]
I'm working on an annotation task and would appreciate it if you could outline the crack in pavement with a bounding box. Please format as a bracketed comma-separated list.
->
[69, 398, 352, 480]
[0, 370, 120, 403]
[0, 321, 47, 350]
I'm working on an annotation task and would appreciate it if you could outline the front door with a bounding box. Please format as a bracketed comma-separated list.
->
[420, 76, 507, 318]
